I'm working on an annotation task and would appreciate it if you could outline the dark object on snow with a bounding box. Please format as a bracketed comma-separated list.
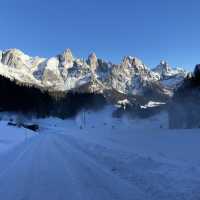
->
[23, 124, 39, 132]
[7, 122, 17, 127]
[111, 168, 117, 172]
[7, 122, 39, 132]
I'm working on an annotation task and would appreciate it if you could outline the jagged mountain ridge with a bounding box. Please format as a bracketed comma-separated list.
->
[0, 48, 187, 104]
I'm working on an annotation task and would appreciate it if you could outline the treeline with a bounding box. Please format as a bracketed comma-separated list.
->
[169, 65, 200, 129]
[0, 75, 106, 118]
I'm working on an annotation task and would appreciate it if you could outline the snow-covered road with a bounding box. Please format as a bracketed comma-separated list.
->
[0, 110, 200, 200]
[0, 132, 146, 200]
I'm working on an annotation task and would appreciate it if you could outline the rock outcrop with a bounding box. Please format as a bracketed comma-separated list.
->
[87, 53, 98, 71]
[59, 49, 74, 69]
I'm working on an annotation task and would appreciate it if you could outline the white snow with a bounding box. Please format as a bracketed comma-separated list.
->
[0, 109, 199, 200]
[161, 76, 185, 87]
[140, 101, 166, 109]
[116, 99, 131, 109]
[0, 121, 35, 154]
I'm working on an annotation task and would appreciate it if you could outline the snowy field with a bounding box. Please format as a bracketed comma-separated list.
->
[0, 107, 200, 200]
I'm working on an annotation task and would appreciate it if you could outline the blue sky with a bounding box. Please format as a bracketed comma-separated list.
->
[0, 0, 199, 70]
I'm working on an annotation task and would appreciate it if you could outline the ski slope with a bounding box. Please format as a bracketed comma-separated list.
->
[0, 108, 200, 200]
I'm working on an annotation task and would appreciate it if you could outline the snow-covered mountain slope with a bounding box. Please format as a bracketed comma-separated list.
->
[152, 60, 187, 88]
[0, 49, 188, 105]
[0, 108, 200, 200]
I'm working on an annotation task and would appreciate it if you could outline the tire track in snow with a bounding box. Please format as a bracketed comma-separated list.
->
[52, 134, 147, 200]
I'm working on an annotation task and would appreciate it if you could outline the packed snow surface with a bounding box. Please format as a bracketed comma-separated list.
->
[0, 108, 199, 200]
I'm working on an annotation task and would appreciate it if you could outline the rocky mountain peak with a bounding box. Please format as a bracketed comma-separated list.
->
[152, 60, 187, 89]
[1, 48, 31, 69]
[154, 60, 171, 75]
[121, 56, 147, 72]
[162, 60, 171, 71]
[4, 48, 25, 56]
[87, 52, 98, 70]
[59, 48, 74, 69]
[154, 60, 186, 78]
[122, 56, 141, 65]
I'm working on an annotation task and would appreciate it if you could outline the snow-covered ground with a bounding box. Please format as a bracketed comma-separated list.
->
[0, 121, 34, 154]
[0, 107, 200, 200]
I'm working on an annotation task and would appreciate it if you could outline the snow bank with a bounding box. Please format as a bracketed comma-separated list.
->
[0, 120, 35, 154]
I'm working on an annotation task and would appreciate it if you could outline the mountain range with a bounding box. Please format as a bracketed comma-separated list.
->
[0, 49, 188, 105]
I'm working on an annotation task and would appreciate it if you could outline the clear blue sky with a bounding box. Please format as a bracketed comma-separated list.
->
[0, 0, 199, 70]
